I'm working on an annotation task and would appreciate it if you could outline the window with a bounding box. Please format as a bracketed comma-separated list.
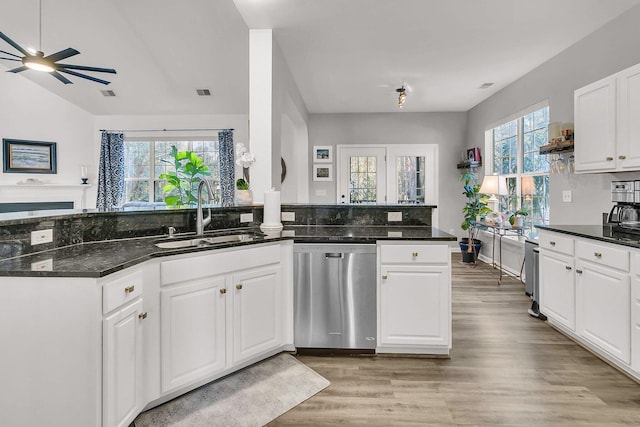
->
[487, 105, 550, 229]
[123, 139, 221, 205]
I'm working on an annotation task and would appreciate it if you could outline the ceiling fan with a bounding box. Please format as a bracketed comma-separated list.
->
[0, 0, 116, 85]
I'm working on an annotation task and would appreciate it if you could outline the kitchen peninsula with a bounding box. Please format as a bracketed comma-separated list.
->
[0, 204, 455, 427]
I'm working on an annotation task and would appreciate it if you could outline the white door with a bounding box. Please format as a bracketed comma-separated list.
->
[576, 262, 630, 363]
[232, 265, 282, 364]
[103, 298, 144, 427]
[539, 251, 575, 331]
[387, 145, 438, 211]
[337, 147, 386, 204]
[379, 265, 450, 347]
[160, 276, 227, 393]
[617, 63, 640, 170]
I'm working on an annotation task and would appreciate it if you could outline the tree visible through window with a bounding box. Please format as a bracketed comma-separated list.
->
[124, 139, 221, 205]
[488, 106, 550, 229]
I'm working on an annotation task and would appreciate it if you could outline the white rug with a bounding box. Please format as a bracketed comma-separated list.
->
[134, 353, 329, 427]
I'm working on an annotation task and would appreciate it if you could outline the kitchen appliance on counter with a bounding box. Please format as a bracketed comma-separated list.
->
[293, 244, 376, 352]
[608, 180, 640, 234]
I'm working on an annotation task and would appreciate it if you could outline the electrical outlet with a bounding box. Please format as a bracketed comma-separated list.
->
[562, 190, 572, 203]
[315, 189, 327, 196]
[31, 259, 53, 271]
[388, 212, 402, 222]
[31, 229, 53, 245]
[387, 231, 403, 238]
[281, 212, 295, 221]
[239, 213, 253, 223]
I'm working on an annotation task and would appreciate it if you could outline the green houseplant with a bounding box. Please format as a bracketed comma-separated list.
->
[509, 206, 529, 228]
[159, 146, 211, 207]
[460, 172, 491, 263]
[235, 178, 253, 205]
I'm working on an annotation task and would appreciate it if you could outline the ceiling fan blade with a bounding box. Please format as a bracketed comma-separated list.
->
[51, 71, 73, 84]
[58, 68, 111, 85]
[0, 32, 29, 56]
[0, 49, 22, 58]
[0, 57, 21, 61]
[44, 47, 80, 63]
[7, 65, 27, 73]
[56, 63, 117, 74]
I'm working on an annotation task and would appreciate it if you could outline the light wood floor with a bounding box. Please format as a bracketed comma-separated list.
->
[269, 254, 640, 426]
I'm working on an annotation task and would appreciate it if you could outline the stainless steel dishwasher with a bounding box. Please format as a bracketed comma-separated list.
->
[293, 244, 377, 351]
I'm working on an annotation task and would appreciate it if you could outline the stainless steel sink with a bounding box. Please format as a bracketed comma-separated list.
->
[155, 233, 257, 249]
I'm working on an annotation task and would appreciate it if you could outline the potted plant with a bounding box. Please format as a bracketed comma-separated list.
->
[509, 207, 529, 228]
[235, 178, 253, 205]
[159, 146, 211, 207]
[460, 172, 491, 263]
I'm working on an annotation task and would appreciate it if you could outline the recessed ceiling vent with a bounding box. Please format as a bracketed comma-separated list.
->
[479, 82, 494, 89]
[100, 89, 116, 97]
[196, 89, 212, 96]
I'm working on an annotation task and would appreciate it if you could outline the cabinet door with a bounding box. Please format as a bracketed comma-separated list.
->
[103, 298, 144, 427]
[617, 63, 640, 170]
[160, 276, 226, 393]
[576, 262, 630, 364]
[632, 275, 640, 372]
[379, 265, 450, 347]
[540, 251, 575, 330]
[232, 265, 282, 365]
[574, 77, 617, 172]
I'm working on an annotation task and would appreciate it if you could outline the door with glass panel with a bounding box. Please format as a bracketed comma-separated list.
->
[337, 147, 386, 204]
[387, 145, 437, 205]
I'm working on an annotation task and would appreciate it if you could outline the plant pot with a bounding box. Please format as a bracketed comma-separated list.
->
[235, 189, 253, 206]
[459, 238, 482, 263]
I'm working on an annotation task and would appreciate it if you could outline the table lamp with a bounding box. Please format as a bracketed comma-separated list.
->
[521, 176, 535, 200]
[479, 175, 508, 212]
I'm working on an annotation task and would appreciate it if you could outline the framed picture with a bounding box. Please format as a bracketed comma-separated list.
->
[2, 139, 57, 174]
[313, 164, 332, 181]
[313, 145, 332, 163]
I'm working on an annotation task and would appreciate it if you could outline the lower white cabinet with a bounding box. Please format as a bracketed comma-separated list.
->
[232, 265, 282, 365]
[631, 274, 640, 371]
[103, 298, 145, 427]
[539, 251, 575, 331]
[377, 242, 451, 354]
[160, 276, 227, 393]
[576, 261, 630, 364]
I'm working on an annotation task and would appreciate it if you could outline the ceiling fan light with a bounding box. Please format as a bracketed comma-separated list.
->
[23, 51, 54, 73]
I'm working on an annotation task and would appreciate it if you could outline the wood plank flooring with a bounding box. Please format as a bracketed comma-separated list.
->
[269, 254, 640, 426]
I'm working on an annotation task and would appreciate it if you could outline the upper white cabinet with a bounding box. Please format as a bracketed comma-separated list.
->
[575, 62, 640, 172]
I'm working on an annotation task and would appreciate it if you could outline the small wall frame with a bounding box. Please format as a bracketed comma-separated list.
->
[3, 139, 57, 174]
[313, 164, 333, 181]
[313, 146, 332, 163]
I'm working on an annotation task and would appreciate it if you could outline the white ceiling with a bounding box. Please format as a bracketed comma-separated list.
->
[1, 0, 639, 115]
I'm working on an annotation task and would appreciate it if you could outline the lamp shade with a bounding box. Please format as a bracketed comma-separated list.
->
[521, 176, 535, 195]
[479, 175, 508, 196]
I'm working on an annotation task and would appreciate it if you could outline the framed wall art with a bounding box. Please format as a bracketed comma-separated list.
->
[313, 145, 332, 163]
[2, 139, 57, 174]
[313, 164, 332, 181]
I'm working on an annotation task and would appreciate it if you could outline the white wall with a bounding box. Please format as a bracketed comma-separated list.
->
[466, 3, 640, 225]
[307, 112, 468, 238]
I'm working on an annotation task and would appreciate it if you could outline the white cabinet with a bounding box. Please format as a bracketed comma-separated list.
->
[160, 276, 227, 393]
[631, 274, 640, 372]
[575, 261, 630, 364]
[232, 265, 282, 364]
[575, 62, 640, 173]
[539, 234, 575, 331]
[103, 298, 145, 427]
[377, 242, 451, 354]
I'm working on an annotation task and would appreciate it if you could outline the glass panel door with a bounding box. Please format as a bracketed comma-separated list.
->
[337, 147, 386, 204]
[395, 156, 425, 204]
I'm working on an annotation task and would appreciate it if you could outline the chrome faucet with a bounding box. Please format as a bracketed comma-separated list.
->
[196, 179, 216, 235]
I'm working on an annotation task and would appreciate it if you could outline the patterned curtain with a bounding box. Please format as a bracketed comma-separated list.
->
[218, 130, 235, 207]
[96, 131, 125, 210]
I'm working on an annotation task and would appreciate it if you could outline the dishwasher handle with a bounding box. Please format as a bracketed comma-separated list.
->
[325, 253, 344, 259]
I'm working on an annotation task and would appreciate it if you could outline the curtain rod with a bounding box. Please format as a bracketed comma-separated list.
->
[99, 128, 234, 133]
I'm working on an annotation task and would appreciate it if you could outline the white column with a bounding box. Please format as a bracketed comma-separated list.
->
[249, 29, 273, 203]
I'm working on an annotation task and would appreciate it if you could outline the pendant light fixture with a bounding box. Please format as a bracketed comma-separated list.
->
[396, 85, 407, 108]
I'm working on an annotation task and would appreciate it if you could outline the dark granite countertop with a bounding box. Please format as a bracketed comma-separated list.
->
[536, 224, 640, 249]
[0, 225, 455, 278]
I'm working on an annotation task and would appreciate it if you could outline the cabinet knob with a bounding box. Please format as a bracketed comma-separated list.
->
[549, 241, 556, 246]
[124, 285, 135, 294]
[236, 284, 243, 290]
[138, 312, 147, 320]
[594, 252, 602, 258]
[412, 252, 418, 257]
[220, 288, 227, 294]
[382, 275, 388, 280]
[606, 157, 614, 161]
[619, 155, 627, 160]
[576, 269, 583, 274]
[565, 266, 572, 271]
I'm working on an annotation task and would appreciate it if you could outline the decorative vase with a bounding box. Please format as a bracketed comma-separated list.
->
[515, 216, 525, 228]
[236, 189, 253, 206]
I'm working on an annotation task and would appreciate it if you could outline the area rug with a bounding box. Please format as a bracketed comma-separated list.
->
[134, 353, 329, 427]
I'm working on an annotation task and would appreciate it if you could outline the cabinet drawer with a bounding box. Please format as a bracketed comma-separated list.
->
[576, 240, 629, 271]
[379, 243, 448, 264]
[103, 269, 143, 314]
[539, 232, 574, 255]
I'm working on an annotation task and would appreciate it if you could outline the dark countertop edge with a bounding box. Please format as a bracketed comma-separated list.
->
[536, 225, 640, 250]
